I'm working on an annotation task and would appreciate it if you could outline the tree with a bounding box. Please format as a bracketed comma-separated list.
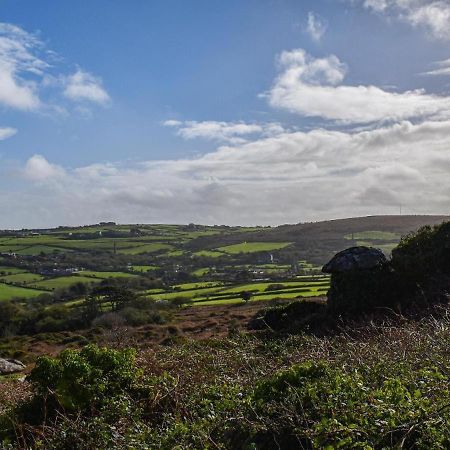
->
[90, 285, 136, 312]
[240, 291, 252, 303]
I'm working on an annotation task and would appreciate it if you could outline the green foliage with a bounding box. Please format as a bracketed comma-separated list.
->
[5, 318, 450, 448]
[393, 221, 450, 282]
[28, 345, 140, 411]
[249, 360, 450, 449]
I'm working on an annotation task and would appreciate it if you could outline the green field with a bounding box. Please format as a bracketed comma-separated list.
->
[0, 283, 47, 301]
[192, 267, 211, 276]
[355, 241, 398, 254]
[0, 266, 28, 275]
[193, 250, 225, 258]
[163, 250, 185, 257]
[129, 265, 160, 273]
[78, 271, 138, 279]
[15, 245, 69, 255]
[0, 273, 45, 284]
[344, 231, 401, 241]
[173, 282, 223, 290]
[118, 243, 173, 254]
[146, 278, 330, 305]
[31, 276, 102, 291]
[217, 242, 292, 254]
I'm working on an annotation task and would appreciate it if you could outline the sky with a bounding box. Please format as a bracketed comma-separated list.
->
[1, 0, 450, 228]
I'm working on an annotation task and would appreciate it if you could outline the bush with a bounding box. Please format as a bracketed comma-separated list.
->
[248, 360, 450, 449]
[392, 222, 450, 281]
[27, 345, 140, 412]
[92, 312, 126, 329]
[250, 300, 328, 332]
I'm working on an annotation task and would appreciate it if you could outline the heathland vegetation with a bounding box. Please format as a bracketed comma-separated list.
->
[1, 215, 450, 448]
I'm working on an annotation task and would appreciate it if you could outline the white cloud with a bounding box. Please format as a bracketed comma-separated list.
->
[0, 22, 111, 114]
[0, 23, 45, 110]
[0, 126, 17, 140]
[265, 48, 450, 124]
[305, 12, 328, 42]
[352, 0, 450, 40]
[164, 120, 285, 144]
[422, 58, 450, 76]
[63, 69, 110, 105]
[7, 118, 450, 227]
[22, 154, 65, 181]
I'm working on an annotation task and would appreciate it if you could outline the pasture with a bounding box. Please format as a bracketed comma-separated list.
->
[344, 230, 401, 241]
[193, 250, 225, 258]
[129, 265, 160, 272]
[216, 242, 292, 254]
[0, 283, 47, 301]
[78, 271, 138, 279]
[0, 266, 28, 275]
[31, 276, 102, 291]
[118, 243, 173, 254]
[147, 277, 330, 305]
[0, 273, 45, 284]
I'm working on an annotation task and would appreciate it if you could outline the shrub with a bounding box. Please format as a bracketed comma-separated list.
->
[92, 312, 126, 329]
[248, 360, 450, 449]
[119, 307, 150, 326]
[392, 222, 450, 281]
[27, 345, 140, 412]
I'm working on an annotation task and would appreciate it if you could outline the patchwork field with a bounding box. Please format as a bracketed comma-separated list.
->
[30, 276, 102, 291]
[0, 273, 45, 284]
[0, 283, 47, 301]
[147, 277, 330, 305]
[0, 266, 28, 275]
[0, 216, 444, 303]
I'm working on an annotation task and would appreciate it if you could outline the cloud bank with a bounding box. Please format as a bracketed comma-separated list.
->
[7, 117, 450, 228]
[265, 49, 450, 124]
[2, 19, 450, 229]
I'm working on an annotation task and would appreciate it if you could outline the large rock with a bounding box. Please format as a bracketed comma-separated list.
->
[0, 358, 25, 375]
[323, 247, 392, 314]
[322, 246, 387, 274]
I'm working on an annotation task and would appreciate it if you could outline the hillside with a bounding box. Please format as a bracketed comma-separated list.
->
[187, 215, 450, 264]
[2, 216, 450, 448]
[0, 215, 447, 309]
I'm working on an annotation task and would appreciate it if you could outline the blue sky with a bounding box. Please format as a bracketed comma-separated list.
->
[1, 0, 450, 227]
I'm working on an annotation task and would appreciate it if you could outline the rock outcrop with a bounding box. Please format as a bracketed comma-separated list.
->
[322, 246, 387, 274]
[323, 246, 392, 314]
[0, 358, 25, 375]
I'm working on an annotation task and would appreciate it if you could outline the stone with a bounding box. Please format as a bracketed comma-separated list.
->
[322, 246, 387, 274]
[0, 358, 26, 375]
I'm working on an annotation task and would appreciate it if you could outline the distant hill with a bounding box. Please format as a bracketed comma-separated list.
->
[188, 215, 450, 264]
